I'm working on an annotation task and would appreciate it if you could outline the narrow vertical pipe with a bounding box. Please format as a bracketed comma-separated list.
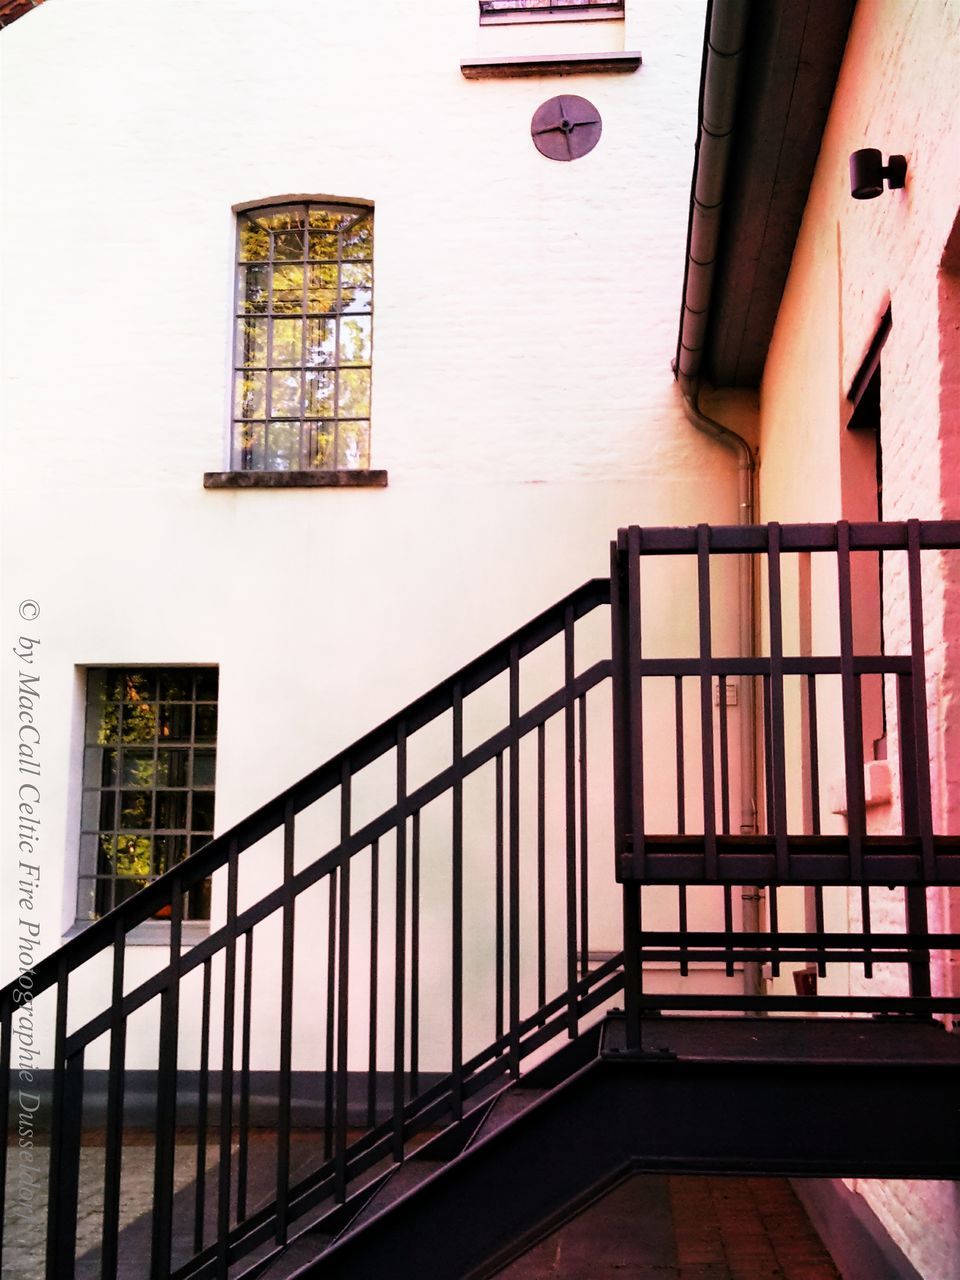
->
[697, 524, 718, 877]
[837, 521, 866, 879]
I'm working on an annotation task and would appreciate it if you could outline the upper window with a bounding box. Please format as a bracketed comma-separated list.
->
[78, 668, 218, 922]
[479, 0, 623, 22]
[232, 201, 373, 473]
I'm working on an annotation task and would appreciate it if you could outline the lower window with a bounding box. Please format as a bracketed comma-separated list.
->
[77, 667, 218, 921]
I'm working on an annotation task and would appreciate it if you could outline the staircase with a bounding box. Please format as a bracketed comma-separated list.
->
[3, 522, 960, 1280]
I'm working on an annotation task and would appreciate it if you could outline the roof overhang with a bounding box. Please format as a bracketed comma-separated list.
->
[675, 0, 855, 394]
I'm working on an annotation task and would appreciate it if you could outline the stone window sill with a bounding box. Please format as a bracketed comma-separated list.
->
[63, 920, 211, 947]
[204, 470, 388, 489]
[461, 50, 640, 78]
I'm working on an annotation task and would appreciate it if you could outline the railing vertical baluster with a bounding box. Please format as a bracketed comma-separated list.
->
[393, 722, 408, 1163]
[697, 525, 718, 878]
[452, 687, 464, 1120]
[101, 920, 126, 1279]
[151, 882, 183, 1279]
[807, 674, 826, 977]
[837, 521, 866, 880]
[578, 693, 590, 981]
[46, 963, 81, 1280]
[0, 996, 10, 1279]
[762, 675, 775, 833]
[216, 838, 239, 1279]
[678, 885, 689, 978]
[276, 801, 296, 1245]
[194, 958, 212, 1255]
[906, 519, 936, 881]
[718, 675, 730, 837]
[324, 865, 338, 1162]
[409, 809, 420, 1098]
[768, 886, 781, 978]
[675, 675, 685, 835]
[898, 671, 931, 997]
[723, 886, 735, 977]
[860, 883, 874, 980]
[495, 750, 505, 1044]
[236, 928, 254, 1223]
[564, 604, 579, 1037]
[766, 523, 790, 880]
[367, 840, 380, 1129]
[537, 721, 547, 1017]
[509, 642, 522, 1075]
[626, 527, 645, 877]
[335, 761, 352, 1202]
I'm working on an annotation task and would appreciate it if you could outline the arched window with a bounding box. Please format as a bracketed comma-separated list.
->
[232, 200, 373, 472]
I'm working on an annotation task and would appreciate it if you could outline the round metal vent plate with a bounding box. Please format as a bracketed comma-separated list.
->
[531, 95, 602, 162]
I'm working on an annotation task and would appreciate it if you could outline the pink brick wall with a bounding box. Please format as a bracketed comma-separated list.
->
[760, 1, 960, 1275]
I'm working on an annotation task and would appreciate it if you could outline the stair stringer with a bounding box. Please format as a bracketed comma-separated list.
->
[286, 1026, 960, 1279]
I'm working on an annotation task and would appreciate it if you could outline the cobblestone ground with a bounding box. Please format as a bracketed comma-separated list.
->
[3, 1140, 214, 1280]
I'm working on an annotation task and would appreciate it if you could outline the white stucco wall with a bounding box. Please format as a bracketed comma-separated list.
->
[758, 1, 960, 1275]
[0, 0, 750, 1082]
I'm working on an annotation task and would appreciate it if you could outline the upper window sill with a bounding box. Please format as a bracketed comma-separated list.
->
[204, 470, 388, 489]
[461, 50, 640, 78]
[480, 6, 623, 25]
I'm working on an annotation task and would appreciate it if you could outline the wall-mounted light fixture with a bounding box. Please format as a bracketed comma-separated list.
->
[849, 148, 907, 199]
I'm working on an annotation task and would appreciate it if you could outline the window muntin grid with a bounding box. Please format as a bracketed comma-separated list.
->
[232, 201, 373, 473]
[78, 668, 218, 922]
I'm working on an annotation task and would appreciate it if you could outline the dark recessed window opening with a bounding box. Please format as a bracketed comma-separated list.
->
[233, 201, 373, 473]
[78, 668, 218, 922]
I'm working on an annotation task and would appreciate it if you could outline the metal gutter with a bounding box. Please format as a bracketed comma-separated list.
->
[674, 0, 751, 396]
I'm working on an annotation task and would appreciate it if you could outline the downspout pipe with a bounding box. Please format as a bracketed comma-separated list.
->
[673, 0, 764, 999]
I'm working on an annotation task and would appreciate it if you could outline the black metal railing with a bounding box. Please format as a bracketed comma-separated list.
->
[612, 520, 960, 1036]
[0, 579, 620, 1280]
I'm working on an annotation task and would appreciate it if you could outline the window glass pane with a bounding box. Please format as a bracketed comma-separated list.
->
[262, 207, 306, 232]
[338, 368, 371, 417]
[156, 791, 188, 830]
[307, 264, 339, 314]
[159, 703, 192, 741]
[305, 370, 335, 417]
[77, 878, 98, 922]
[81, 789, 109, 831]
[274, 230, 305, 260]
[157, 748, 189, 786]
[310, 424, 335, 469]
[270, 370, 303, 418]
[192, 792, 215, 831]
[265, 422, 301, 471]
[342, 217, 373, 260]
[235, 424, 266, 470]
[122, 701, 157, 743]
[115, 878, 149, 906]
[309, 232, 339, 261]
[308, 208, 355, 232]
[121, 748, 156, 787]
[336, 421, 371, 470]
[154, 835, 188, 875]
[238, 217, 269, 262]
[272, 319, 303, 367]
[340, 263, 372, 313]
[339, 316, 371, 365]
[272, 264, 304, 314]
[158, 670, 192, 700]
[235, 372, 266, 420]
[305, 319, 336, 366]
[195, 669, 218, 700]
[235, 318, 268, 368]
[193, 749, 216, 787]
[84, 746, 117, 787]
[239, 264, 269, 313]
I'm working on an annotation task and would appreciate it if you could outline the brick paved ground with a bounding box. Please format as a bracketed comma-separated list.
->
[4, 1146, 841, 1280]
